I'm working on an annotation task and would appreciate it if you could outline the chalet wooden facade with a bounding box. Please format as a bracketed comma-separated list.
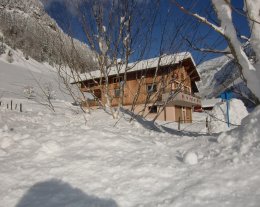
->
[73, 53, 201, 123]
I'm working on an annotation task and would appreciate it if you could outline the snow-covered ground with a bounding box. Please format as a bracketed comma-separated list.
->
[1, 51, 260, 207]
[0, 98, 260, 207]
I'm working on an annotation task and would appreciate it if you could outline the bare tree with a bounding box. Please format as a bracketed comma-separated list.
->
[64, 0, 161, 119]
[173, 0, 260, 102]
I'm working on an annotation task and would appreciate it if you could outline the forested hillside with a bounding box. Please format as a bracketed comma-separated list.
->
[0, 0, 95, 72]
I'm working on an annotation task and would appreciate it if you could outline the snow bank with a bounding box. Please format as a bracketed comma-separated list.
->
[218, 106, 260, 155]
[210, 99, 248, 133]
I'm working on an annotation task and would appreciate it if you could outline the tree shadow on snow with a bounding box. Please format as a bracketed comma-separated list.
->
[160, 125, 220, 138]
[120, 108, 162, 132]
[121, 108, 220, 138]
[16, 179, 118, 207]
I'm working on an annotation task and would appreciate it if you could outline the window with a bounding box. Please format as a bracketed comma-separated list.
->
[113, 76, 123, 83]
[88, 82, 95, 88]
[148, 106, 157, 113]
[147, 84, 157, 93]
[184, 86, 191, 94]
[114, 88, 120, 97]
[94, 89, 101, 99]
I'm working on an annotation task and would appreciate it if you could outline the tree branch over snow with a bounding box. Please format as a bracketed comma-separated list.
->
[224, 0, 260, 25]
[184, 36, 231, 55]
[172, 1, 225, 35]
[173, 0, 260, 101]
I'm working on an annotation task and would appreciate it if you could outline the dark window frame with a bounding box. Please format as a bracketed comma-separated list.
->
[148, 105, 157, 113]
[147, 83, 157, 94]
[112, 76, 123, 84]
[114, 88, 121, 97]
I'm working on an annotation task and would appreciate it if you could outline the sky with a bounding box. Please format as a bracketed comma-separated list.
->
[42, 0, 250, 65]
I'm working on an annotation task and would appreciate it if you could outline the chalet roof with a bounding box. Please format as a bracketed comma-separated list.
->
[71, 52, 200, 83]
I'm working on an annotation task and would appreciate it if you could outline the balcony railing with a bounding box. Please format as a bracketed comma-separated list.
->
[162, 90, 201, 107]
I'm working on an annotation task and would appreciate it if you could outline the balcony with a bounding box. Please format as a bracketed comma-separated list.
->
[162, 90, 201, 107]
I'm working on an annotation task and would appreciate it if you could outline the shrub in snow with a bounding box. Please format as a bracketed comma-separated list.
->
[0, 35, 6, 55]
[43, 83, 56, 100]
[6, 50, 14, 63]
[23, 86, 36, 99]
[183, 151, 198, 165]
[210, 99, 248, 133]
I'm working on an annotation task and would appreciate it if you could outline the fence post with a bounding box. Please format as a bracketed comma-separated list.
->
[0, 101, 1, 106]
[209, 116, 212, 135]
[206, 117, 208, 134]
[11, 100, 13, 110]
[20, 103, 22, 112]
[178, 117, 181, 131]
[7, 104, 8, 109]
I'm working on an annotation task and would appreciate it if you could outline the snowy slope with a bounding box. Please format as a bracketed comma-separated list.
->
[197, 55, 256, 106]
[0, 0, 95, 70]
[0, 47, 76, 101]
[197, 55, 233, 98]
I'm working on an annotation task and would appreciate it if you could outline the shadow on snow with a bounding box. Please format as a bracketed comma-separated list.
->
[16, 179, 118, 207]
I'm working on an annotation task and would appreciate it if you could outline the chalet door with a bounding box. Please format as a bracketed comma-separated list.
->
[182, 107, 186, 123]
[186, 107, 192, 123]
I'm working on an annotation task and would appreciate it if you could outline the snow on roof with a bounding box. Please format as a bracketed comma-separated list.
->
[71, 52, 197, 83]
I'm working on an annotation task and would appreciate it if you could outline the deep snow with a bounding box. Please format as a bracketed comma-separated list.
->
[0, 98, 260, 207]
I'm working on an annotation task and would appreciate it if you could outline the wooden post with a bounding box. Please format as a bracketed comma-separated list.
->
[178, 117, 181, 131]
[0, 101, 1, 106]
[20, 103, 22, 112]
[7, 104, 8, 109]
[11, 100, 13, 110]
[206, 117, 208, 134]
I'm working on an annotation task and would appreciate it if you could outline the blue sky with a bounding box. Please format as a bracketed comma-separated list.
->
[43, 0, 250, 65]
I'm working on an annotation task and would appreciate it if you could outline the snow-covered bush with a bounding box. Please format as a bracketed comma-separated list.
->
[23, 86, 36, 99]
[43, 83, 56, 100]
[0, 34, 6, 55]
[6, 50, 14, 63]
[210, 99, 248, 133]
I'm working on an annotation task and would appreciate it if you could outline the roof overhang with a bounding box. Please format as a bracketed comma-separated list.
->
[70, 52, 200, 84]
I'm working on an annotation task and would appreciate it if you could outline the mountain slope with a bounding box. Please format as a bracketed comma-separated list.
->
[197, 55, 256, 106]
[0, 45, 78, 101]
[0, 0, 95, 71]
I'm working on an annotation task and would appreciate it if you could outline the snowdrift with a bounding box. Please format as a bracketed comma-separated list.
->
[218, 105, 260, 155]
[210, 99, 248, 133]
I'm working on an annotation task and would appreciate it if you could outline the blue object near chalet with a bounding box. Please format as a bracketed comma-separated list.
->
[220, 91, 232, 101]
[220, 91, 232, 127]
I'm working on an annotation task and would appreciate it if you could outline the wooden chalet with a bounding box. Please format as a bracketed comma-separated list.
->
[72, 53, 201, 123]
